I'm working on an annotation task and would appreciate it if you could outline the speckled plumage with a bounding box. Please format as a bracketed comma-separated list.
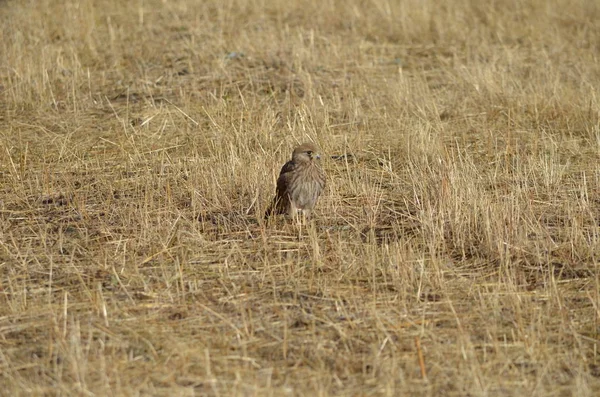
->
[265, 142, 326, 219]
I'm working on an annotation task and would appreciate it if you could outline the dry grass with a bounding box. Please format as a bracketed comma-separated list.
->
[1, 0, 600, 395]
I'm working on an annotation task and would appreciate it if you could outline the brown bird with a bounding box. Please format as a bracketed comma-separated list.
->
[265, 142, 326, 220]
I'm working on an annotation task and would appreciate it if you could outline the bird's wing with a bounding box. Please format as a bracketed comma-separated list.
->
[264, 160, 296, 217]
[276, 160, 296, 196]
[279, 160, 296, 176]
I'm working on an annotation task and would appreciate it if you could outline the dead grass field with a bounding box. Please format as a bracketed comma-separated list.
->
[1, 0, 600, 395]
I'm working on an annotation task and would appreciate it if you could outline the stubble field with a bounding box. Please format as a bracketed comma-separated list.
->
[1, 0, 600, 395]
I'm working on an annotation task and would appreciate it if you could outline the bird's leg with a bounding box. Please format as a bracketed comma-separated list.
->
[300, 209, 312, 225]
[292, 210, 304, 226]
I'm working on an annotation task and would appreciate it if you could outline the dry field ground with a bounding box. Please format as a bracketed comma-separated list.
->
[1, 0, 600, 395]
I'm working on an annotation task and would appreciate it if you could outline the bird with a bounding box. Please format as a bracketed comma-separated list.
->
[265, 142, 326, 220]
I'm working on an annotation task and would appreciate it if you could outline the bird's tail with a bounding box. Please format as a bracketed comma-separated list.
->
[264, 197, 282, 219]
[264, 199, 275, 219]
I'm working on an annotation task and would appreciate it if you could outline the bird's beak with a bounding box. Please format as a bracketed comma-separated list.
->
[314, 153, 321, 160]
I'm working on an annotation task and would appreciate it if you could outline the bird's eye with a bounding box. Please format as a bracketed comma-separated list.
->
[306, 151, 312, 155]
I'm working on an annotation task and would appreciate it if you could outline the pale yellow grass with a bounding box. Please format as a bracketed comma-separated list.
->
[1, 0, 600, 395]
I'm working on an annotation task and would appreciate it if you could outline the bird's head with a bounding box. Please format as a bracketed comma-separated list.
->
[292, 142, 321, 163]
